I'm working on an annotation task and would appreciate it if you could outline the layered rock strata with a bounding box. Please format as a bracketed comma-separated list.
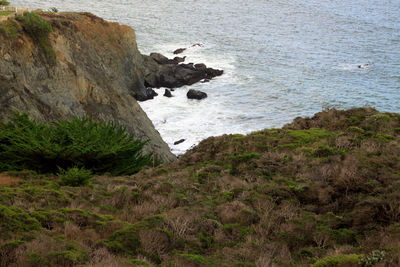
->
[0, 12, 180, 161]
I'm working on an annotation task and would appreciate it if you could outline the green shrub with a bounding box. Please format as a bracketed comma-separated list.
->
[0, 11, 13, 16]
[0, 204, 42, 238]
[359, 250, 385, 267]
[59, 167, 92, 187]
[16, 12, 52, 39]
[312, 254, 362, 267]
[0, 0, 10, 6]
[0, 112, 152, 175]
[177, 254, 214, 266]
[16, 12, 56, 63]
[0, 19, 19, 39]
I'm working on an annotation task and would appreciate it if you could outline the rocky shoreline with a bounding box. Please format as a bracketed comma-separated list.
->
[0, 11, 224, 161]
[136, 51, 223, 101]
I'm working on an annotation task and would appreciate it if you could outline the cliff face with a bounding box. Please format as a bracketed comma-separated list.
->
[0, 12, 176, 162]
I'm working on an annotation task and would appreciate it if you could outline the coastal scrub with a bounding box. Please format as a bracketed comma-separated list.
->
[0, 112, 152, 175]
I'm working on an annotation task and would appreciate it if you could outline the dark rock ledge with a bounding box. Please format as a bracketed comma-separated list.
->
[135, 53, 223, 101]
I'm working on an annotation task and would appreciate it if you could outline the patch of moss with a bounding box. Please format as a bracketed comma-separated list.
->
[231, 153, 261, 162]
[312, 254, 362, 267]
[280, 128, 333, 148]
[177, 253, 215, 266]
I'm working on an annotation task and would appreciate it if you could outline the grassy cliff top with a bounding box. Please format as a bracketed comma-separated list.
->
[1, 107, 400, 266]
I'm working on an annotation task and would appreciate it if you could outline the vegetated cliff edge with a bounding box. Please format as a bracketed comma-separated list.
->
[0, 12, 183, 162]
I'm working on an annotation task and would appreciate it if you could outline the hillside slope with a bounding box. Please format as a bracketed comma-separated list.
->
[0, 12, 175, 162]
[1, 108, 399, 266]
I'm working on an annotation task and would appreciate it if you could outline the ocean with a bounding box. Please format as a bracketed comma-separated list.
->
[13, 0, 400, 155]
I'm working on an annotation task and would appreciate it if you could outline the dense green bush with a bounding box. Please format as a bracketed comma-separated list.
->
[59, 167, 92, 187]
[16, 12, 52, 39]
[0, 0, 10, 6]
[0, 112, 152, 175]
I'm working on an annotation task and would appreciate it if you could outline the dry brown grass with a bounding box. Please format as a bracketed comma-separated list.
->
[138, 229, 171, 261]
[84, 248, 133, 267]
[0, 173, 21, 186]
[164, 208, 198, 238]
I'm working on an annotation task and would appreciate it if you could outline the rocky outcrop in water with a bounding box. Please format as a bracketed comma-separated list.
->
[187, 89, 208, 100]
[163, 89, 173, 97]
[0, 12, 178, 162]
[141, 53, 223, 96]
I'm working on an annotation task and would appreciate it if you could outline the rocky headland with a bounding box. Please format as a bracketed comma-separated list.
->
[0, 11, 222, 162]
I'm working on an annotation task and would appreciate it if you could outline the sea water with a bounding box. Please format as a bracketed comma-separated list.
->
[13, 0, 400, 155]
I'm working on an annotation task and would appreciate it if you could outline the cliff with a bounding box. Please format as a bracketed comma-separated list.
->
[0, 12, 178, 161]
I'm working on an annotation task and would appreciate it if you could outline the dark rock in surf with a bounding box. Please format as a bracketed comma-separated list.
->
[142, 53, 223, 89]
[174, 139, 186, 145]
[164, 89, 173, 97]
[135, 88, 158, 101]
[173, 48, 186, 54]
[187, 89, 207, 100]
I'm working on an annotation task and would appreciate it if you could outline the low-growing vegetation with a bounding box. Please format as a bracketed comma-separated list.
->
[15, 12, 56, 63]
[0, 11, 13, 16]
[1, 107, 399, 266]
[0, 0, 10, 6]
[0, 18, 19, 38]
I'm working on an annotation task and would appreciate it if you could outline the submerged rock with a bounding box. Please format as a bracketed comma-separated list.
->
[173, 48, 186, 54]
[174, 139, 185, 145]
[187, 89, 207, 100]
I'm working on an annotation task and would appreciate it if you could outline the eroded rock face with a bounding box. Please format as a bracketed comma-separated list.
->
[0, 12, 176, 162]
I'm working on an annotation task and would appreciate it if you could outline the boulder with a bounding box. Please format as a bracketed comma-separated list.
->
[150, 53, 171, 64]
[164, 89, 173, 97]
[173, 56, 186, 63]
[187, 89, 207, 100]
[135, 88, 158, 101]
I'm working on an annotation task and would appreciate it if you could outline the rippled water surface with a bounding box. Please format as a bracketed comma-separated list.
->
[13, 0, 400, 154]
